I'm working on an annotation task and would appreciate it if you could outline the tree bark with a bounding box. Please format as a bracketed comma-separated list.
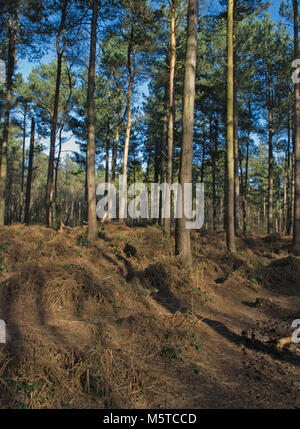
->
[54, 126, 64, 226]
[175, 0, 198, 267]
[242, 108, 250, 235]
[87, 0, 98, 241]
[111, 70, 123, 185]
[287, 116, 292, 235]
[160, 94, 168, 227]
[19, 107, 27, 222]
[120, 28, 135, 219]
[45, 0, 68, 227]
[24, 117, 35, 225]
[293, 0, 300, 250]
[111, 125, 120, 185]
[212, 117, 218, 231]
[165, 0, 177, 234]
[226, 0, 236, 253]
[0, 10, 18, 225]
[105, 72, 112, 185]
[268, 109, 274, 234]
[234, 63, 240, 234]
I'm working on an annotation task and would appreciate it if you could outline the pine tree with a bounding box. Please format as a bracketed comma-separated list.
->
[175, 0, 198, 267]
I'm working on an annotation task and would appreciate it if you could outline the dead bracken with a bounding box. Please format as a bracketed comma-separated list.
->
[0, 223, 299, 409]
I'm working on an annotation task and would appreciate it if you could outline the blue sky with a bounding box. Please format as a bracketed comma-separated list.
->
[16, 0, 285, 159]
[18, 0, 284, 80]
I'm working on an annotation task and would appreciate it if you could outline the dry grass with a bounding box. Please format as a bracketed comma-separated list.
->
[0, 223, 299, 409]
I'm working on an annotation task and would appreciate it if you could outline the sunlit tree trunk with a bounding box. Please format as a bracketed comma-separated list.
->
[19, 107, 27, 222]
[212, 117, 218, 231]
[165, 0, 177, 234]
[175, 0, 198, 267]
[24, 117, 35, 225]
[226, 0, 236, 253]
[268, 109, 274, 234]
[87, 0, 98, 241]
[242, 111, 250, 235]
[111, 125, 120, 185]
[120, 28, 135, 219]
[159, 97, 168, 227]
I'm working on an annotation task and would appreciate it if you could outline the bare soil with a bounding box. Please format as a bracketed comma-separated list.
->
[0, 223, 299, 409]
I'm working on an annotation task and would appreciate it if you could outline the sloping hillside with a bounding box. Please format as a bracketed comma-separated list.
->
[0, 224, 299, 409]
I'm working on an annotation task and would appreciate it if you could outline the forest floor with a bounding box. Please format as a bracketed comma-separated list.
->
[0, 222, 299, 409]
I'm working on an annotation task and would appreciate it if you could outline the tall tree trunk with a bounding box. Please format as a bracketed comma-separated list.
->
[0, 10, 18, 225]
[105, 72, 112, 185]
[111, 125, 120, 185]
[277, 143, 282, 233]
[45, 0, 68, 227]
[293, 0, 300, 250]
[120, 28, 135, 219]
[19, 107, 26, 222]
[287, 117, 292, 235]
[175, 0, 198, 267]
[87, 0, 98, 241]
[160, 98, 168, 226]
[292, 144, 295, 236]
[111, 68, 123, 185]
[54, 126, 63, 226]
[212, 118, 218, 231]
[268, 109, 274, 234]
[165, 0, 177, 234]
[201, 140, 205, 183]
[283, 151, 287, 234]
[242, 118, 250, 235]
[226, 0, 236, 254]
[234, 62, 240, 234]
[24, 117, 35, 225]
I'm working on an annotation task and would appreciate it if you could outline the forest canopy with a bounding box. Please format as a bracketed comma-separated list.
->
[0, 0, 299, 263]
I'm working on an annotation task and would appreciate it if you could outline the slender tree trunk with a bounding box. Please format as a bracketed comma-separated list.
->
[287, 117, 292, 235]
[120, 28, 135, 219]
[160, 98, 168, 226]
[201, 141, 205, 184]
[54, 126, 63, 226]
[0, 10, 18, 225]
[292, 145, 295, 236]
[45, 0, 68, 227]
[87, 0, 98, 241]
[226, 0, 236, 254]
[268, 109, 274, 234]
[224, 149, 228, 231]
[165, 0, 177, 234]
[242, 116, 250, 234]
[293, 0, 300, 250]
[19, 107, 27, 222]
[105, 72, 112, 185]
[175, 0, 198, 267]
[111, 69, 123, 185]
[234, 61, 240, 234]
[277, 144, 282, 233]
[105, 126, 110, 184]
[283, 151, 287, 234]
[212, 155, 217, 230]
[24, 117, 35, 225]
[111, 125, 120, 185]
[210, 117, 217, 231]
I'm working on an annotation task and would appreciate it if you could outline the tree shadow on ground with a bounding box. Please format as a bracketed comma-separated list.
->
[135, 262, 300, 369]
